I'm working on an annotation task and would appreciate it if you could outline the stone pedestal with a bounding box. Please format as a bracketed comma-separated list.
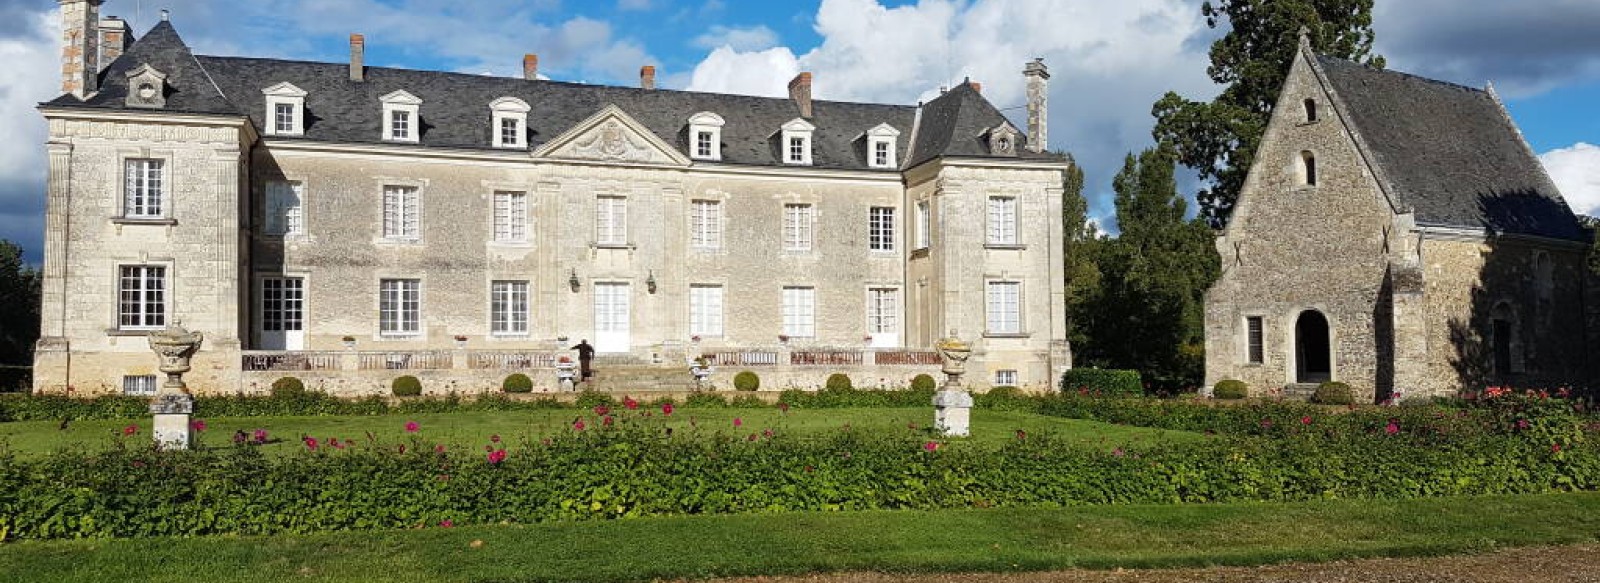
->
[556, 362, 577, 392]
[147, 322, 203, 451]
[932, 389, 973, 437]
[150, 393, 194, 451]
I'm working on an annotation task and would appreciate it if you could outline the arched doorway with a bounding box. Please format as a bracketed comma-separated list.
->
[1295, 310, 1332, 383]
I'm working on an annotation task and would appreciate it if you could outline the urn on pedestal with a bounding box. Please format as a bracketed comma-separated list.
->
[147, 322, 203, 450]
[931, 331, 974, 437]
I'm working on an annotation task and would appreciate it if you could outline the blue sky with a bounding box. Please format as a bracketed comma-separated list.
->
[0, 0, 1597, 262]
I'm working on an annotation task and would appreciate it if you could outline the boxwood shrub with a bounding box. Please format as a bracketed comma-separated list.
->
[270, 376, 306, 396]
[1214, 379, 1248, 400]
[910, 374, 937, 391]
[733, 371, 760, 391]
[502, 373, 533, 394]
[825, 373, 853, 391]
[391, 376, 423, 397]
[1060, 368, 1143, 397]
[1313, 381, 1354, 405]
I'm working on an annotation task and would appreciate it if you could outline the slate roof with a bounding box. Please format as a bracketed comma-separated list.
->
[43, 21, 1055, 172]
[1316, 55, 1586, 242]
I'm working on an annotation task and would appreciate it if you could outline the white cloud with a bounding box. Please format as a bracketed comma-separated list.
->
[688, 46, 802, 98]
[1541, 143, 1600, 217]
[1375, 0, 1600, 98]
[692, 25, 780, 52]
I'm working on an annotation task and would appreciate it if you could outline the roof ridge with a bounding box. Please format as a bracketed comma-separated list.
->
[1313, 53, 1486, 95]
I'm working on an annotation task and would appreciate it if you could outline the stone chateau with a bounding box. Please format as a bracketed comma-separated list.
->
[35, 1, 1072, 396]
[1206, 33, 1595, 402]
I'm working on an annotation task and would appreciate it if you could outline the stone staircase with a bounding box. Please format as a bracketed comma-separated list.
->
[578, 355, 698, 392]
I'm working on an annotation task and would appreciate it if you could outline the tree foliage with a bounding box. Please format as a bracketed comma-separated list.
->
[0, 240, 40, 367]
[1060, 156, 1097, 350]
[1153, 0, 1383, 227]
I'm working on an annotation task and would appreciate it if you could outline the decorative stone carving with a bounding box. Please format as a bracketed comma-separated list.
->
[569, 120, 656, 163]
[125, 64, 168, 109]
[147, 322, 202, 450]
[932, 331, 974, 437]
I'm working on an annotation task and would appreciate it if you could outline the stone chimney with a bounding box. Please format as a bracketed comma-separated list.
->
[1023, 58, 1050, 153]
[640, 65, 656, 90]
[349, 34, 365, 82]
[59, 0, 103, 98]
[788, 72, 813, 118]
[523, 54, 538, 80]
[96, 16, 131, 73]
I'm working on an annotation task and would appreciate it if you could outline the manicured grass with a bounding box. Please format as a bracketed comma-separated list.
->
[2, 493, 1596, 582]
[0, 407, 1199, 456]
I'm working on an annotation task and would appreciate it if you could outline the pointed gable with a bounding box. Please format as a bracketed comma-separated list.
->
[533, 104, 690, 166]
[45, 21, 236, 116]
[906, 83, 1055, 168]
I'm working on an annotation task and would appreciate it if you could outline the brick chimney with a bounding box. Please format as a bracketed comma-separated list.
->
[59, 0, 103, 98]
[349, 34, 365, 82]
[96, 16, 131, 73]
[967, 79, 982, 94]
[1023, 58, 1050, 153]
[788, 72, 813, 118]
[640, 65, 656, 90]
[523, 54, 538, 80]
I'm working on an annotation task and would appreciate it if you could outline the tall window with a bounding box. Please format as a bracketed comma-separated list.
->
[274, 103, 295, 134]
[782, 286, 815, 338]
[382, 185, 420, 240]
[985, 281, 1021, 334]
[783, 203, 813, 251]
[690, 200, 722, 249]
[490, 281, 529, 335]
[1300, 151, 1317, 186]
[390, 110, 411, 141]
[788, 136, 806, 163]
[915, 200, 931, 249]
[493, 191, 528, 243]
[265, 180, 304, 236]
[1303, 98, 1318, 122]
[595, 195, 627, 245]
[1246, 316, 1264, 364]
[689, 284, 724, 337]
[874, 141, 891, 167]
[379, 279, 421, 336]
[118, 265, 166, 329]
[261, 277, 305, 334]
[499, 118, 520, 147]
[124, 159, 164, 218]
[867, 288, 898, 335]
[987, 196, 1017, 245]
[696, 131, 714, 159]
[869, 207, 895, 251]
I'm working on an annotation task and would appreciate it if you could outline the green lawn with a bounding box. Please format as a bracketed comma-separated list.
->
[2, 493, 1596, 582]
[0, 407, 1200, 456]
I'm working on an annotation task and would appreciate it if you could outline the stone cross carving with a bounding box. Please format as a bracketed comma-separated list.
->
[147, 322, 203, 450]
[931, 331, 974, 437]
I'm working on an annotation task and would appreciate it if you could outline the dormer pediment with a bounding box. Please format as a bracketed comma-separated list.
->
[380, 90, 423, 105]
[781, 118, 817, 133]
[125, 64, 168, 109]
[533, 104, 690, 166]
[984, 122, 1020, 156]
[263, 82, 307, 98]
[866, 123, 901, 138]
[689, 111, 726, 127]
[490, 96, 531, 113]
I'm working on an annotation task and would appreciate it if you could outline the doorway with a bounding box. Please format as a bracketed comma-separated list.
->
[1295, 310, 1331, 383]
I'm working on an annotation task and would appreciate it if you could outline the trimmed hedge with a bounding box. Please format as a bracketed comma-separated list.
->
[1313, 381, 1354, 405]
[269, 376, 306, 396]
[734, 371, 760, 392]
[1214, 379, 1248, 400]
[1060, 368, 1143, 397]
[502, 374, 533, 394]
[910, 374, 937, 392]
[391, 376, 423, 397]
[825, 373, 853, 391]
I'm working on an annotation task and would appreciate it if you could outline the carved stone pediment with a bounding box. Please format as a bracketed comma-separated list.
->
[534, 104, 689, 166]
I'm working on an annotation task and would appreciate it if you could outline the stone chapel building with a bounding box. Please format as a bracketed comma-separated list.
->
[35, 1, 1072, 396]
[1205, 33, 1594, 402]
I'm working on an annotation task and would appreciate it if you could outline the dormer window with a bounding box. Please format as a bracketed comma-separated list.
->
[380, 90, 423, 143]
[124, 64, 168, 109]
[490, 97, 531, 149]
[866, 123, 900, 169]
[781, 118, 815, 166]
[986, 123, 1020, 156]
[688, 112, 725, 161]
[262, 82, 308, 137]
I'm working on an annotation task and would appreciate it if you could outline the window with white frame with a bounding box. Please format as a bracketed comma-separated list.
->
[118, 265, 166, 330]
[382, 185, 420, 240]
[380, 90, 422, 143]
[262, 82, 306, 137]
[595, 195, 628, 245]
[690, 199, 722, 249]
[985, 281, 1021, 334]
[265, 180, 304, 236]
[782, 286, 815, 338]
[866, 123, 900, 169]
[490, 280, 529, 335]
[869, 206, 895, 251]
[379, 279, 421, 336]
[915, 200, 931, 249]
[994, 369, 1018, 386]
[987, 196, 1018, 245]
[867, 288, 898, 336]
[688, 112, 725, 161]
[780, 118, 815, 165]
[492, 191, 528, 243]
[124, 159, 165, 218]
[783, 203, 813, 251]
[689, 284, 724, 337]
[123, 375, 158, 396]
[490, 97, 530, 149]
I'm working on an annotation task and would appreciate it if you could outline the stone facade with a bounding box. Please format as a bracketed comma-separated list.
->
[1205, 36, 1593, 402]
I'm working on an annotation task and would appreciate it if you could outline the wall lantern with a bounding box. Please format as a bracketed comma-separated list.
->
[568, 269, 581, 292]
[646, 270, 657, 294]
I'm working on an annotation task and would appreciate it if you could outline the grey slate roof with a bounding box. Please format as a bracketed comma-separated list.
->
[44, 21, 1049, 172]
[1317, 56, 1586, 242]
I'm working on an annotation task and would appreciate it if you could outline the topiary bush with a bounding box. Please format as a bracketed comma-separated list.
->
[733, 371, 760, 392]
[391, 376, 422, 397]
[502, 373, 533, 394]
[824, 373, 853, 391]
[1213, 379, 1248, 400]
[270, 376, 306, 397]
[1059, 368, 1143, 397]
[1312, 381, 1354, 405]
[910, 374, 937, 391]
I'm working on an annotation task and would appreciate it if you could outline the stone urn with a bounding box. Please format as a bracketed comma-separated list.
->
[931, 332, 974, 437]
[147, 323, 203, 450]
[689, 359, 715, 391]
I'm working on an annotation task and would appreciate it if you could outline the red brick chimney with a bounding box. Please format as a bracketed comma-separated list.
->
[523, 54, 539, 80]
[968, 80, 982, 94]
[349, 34, 365, 82]
[788, 72, 813, 118]
[640, 65, 656, 90]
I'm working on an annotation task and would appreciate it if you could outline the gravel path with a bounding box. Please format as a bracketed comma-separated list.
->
[694, 544, 1600, 582]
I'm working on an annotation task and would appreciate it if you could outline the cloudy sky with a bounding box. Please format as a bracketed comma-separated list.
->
[0, 0, 1597, 262]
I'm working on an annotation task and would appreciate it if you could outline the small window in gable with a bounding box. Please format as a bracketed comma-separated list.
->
[688, 112, 725, 161]
[780, 118, 815, 166]
[262, 82, 308, 137]
[1299, 150, 1317, 186]
[1303, 98, 1318, 123]
[865, 123, 900, 169]
[380, 90, 423, 143]
[986, 124, 1019, 156]
[490, 97, 531, 149]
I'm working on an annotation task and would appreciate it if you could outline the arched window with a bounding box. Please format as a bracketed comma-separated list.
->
[1303, 98, 1318, 122]
[1299, 151, 1317, 186]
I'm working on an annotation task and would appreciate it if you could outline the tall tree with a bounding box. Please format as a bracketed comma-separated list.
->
[0, 240, 40, 368]
[1152, 0, 1383, 227]
[1060, 157, 1098, 349]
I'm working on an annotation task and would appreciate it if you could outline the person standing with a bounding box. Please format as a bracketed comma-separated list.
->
[571, 339, 596, 380]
